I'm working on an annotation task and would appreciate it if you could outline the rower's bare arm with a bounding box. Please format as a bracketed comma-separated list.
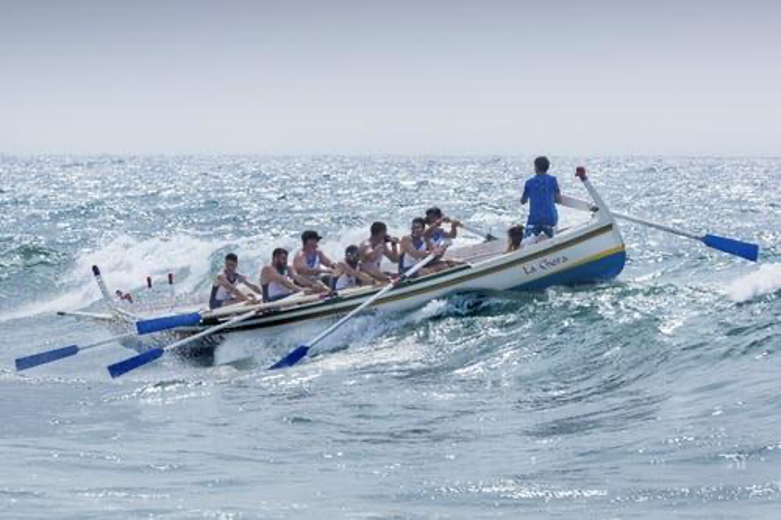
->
[384, 242, 400, 263]
[360, 262, 391, 283]
[357, 271, 377, 285]
[218, 275, 249, 301]
[293, 252, 320, 276]
[319, 251, 336, 269]
[237, 274, 263, 296]
[401, 237, 428, 260]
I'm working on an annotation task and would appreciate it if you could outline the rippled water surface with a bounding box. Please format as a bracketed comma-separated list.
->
[1, 155, 779, 519]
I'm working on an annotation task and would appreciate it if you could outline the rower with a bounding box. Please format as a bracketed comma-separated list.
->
[400, 217, 440, 277]
[506, 225, 525, 252]
[209, 253, 262, 309]
[424, 207, 460, 247]
[521, 156, 562, 240]
[292, 230, 335, 293]
[358, 221, 400, 283]
[332, 245, 376, 290]
[260, 248, 305, 302]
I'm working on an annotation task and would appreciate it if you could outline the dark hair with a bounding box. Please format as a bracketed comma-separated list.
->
[534, 156, 550, 173]
[412, 217, 426, 228]
[370, 221, 387, 236]
[272, 247, 288, 259]
[225, 253, 238, 262]
[508, 225, 525, 247]
[301, 230, 322, 243]
[345, 245, 359, 256]
[425, 207, 443, 218]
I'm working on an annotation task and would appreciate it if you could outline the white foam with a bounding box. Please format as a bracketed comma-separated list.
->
[0, 226, 390, 322]
[724, 263, 781, 302]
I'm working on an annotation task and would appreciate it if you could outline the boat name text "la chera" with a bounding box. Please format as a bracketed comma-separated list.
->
[522, 255, 569, 276]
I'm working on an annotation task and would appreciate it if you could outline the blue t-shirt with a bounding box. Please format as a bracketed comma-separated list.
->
[522, 174, 560, 226]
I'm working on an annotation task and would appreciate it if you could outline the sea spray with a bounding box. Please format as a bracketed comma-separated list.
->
[724, 263, 781, 302]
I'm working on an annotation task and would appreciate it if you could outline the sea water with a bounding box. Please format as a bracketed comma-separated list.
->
[0, 155, 779, 519]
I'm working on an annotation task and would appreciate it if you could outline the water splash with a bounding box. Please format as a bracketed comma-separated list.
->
[724, 263, 781, 302]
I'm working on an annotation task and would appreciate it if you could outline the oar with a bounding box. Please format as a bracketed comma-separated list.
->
[460, 223, 498, 242]
[106, 308, 260, 378]
[133, 290, 332, 335]
[269, 252, 439, 370]
[15, 332, 136, 371]
[559, 193, 759, 262]
[611, 212, 759, 261]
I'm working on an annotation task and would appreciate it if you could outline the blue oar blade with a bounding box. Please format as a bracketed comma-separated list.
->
[15, 345, 80, 371]
[135, 313, 201, 335]
[107, 348, 164, 378]
[269, 346, 310, 370]
[702, 234, 759, 262]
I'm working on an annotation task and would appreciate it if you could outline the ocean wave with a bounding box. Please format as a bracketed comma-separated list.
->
[724, 263, 781, 302]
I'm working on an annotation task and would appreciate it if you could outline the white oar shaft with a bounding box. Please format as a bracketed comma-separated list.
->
[306, 252, 438, 351]
[161, 309, 259, 353]
[559, 194, 700, 240]
[611, 212, 700, 240]
[461, 224, 488, 238]
[81, 332, 137, 351]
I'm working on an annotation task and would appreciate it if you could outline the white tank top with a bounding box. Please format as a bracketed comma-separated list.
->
[301, 250, 321, 281]
[212, 272, 239, 303]
[335, 272, 356, 290]
[402, 237, 427, 269]
[430, 228, 446, 247]
[266, 267, 294, 300]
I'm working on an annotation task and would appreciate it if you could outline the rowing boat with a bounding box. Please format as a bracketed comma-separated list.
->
[109, 175, 624, 351]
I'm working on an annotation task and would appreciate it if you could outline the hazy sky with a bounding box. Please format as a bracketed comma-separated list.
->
[1, 0, 780, 155]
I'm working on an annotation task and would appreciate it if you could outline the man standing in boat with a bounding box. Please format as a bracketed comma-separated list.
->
[292, 230, 335, 293]
[521, 156, 562, 239]
[359, 221, 400, 282]
[209, 253, 263, 309]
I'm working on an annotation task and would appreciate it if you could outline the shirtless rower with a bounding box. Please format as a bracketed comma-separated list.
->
[332, 245, 376, 290]
[292, 230, 335, 294]
[260, 248, 305, 302]
[358, 221, 400, 283]
[209, 253, 262, 309]
[399, 217, 443, 277]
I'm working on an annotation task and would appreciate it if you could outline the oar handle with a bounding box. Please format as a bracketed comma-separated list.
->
[460, 224, 498, 242]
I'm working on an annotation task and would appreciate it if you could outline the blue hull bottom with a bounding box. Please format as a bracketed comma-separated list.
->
[511, 250, 626, 291]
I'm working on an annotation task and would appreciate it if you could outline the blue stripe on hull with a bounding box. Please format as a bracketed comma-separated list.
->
[511, 250, 626, 291]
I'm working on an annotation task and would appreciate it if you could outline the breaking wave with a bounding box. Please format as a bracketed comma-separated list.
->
[724, 263, 781, 302]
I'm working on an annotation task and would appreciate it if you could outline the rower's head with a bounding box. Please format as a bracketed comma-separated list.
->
[507, 225, 524, 251]
[411, 217, 426, 238]
[344, 245, 360, 267]
[370, 221, 388, 241]
[301, 230, 322, 252]
[534, 156, 550, 174]
[272, 247, 288, 269]
[425, 207, 443, 225]
[224, 253, 239, 274]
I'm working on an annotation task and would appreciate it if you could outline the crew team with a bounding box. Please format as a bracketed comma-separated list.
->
[210, 156, 565, 309]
